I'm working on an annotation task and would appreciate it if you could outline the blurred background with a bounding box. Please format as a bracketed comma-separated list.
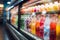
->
[0, 0, 60, 40]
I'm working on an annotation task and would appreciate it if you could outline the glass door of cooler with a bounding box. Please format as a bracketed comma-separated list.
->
[10, 6, 18, 28]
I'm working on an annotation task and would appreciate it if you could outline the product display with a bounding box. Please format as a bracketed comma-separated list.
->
[21, 2, 60, 13]
[20, 1, 60, 40]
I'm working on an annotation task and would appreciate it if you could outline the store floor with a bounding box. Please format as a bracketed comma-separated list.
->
[0, 23, 9, 40]
[0, 26, 3, 40]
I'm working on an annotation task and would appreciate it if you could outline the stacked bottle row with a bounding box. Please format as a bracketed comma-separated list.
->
[21, 1, 60, 14]
[21, 12, 60, 40]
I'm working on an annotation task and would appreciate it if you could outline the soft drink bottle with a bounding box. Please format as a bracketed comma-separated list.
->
[53, 2, 58, 11]
[48, 3, 53, 11]
[45, 4, 49, 12]
[44, 14, 50, 40]
[56, 14, 60, 40]
[50, 14, 57, 40]
[11, 16, 14, 24]
[11, 16, 16, 25]
[40, 15, 46, 39]
[21, 15, 27, 30]
[36, 14, 40, 37]
[30, 15, 36, 35]
[25, 17, 30, 32]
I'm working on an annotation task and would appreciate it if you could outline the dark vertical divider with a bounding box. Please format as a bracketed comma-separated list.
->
[18, 0, 28, 31]
[18, 3, 20, 31]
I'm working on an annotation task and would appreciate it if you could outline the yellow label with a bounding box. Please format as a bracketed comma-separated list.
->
[30, 23, 36, 35]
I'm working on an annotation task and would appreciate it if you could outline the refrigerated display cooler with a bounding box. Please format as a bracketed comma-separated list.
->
[20, 1, 60, 40]
[6, 0, 60, 40]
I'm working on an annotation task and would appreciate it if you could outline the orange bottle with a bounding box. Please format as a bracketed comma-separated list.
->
[36, 15, 40, 37]
[50, 14, 57, 40]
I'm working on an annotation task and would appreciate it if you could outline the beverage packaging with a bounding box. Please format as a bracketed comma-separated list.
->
[44, 14, 50, 40]
[50, 14, 57, 40]
[56, 14, 60, 40]
[30, 13, 36, 35]
[36, 14, 40, 37]
[53, 2, 59, 11]
[40, 14, 46, 38]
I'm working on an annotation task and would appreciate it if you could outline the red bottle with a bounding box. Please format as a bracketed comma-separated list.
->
[50, 14, 57, 40]
[36, 20, 40, 37]
[39, 15, 46, 39]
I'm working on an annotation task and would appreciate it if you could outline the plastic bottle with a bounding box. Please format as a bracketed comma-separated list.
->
[44, 14, 50, 40]
[50, 14, 57, 40]
[56, 14, 60, 40]
[48, 3, 54, 11]
[25, 17, 30, 31]
[30, 15, 36, 35]
[53, 2, 59, 11]
[36, 14, 40, 37]
[40, 15, 46, 38]
[21, 15, 26, 30]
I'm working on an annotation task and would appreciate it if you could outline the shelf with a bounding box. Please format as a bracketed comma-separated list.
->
[22, 0, 52, 9]
[10, 23, 18, 29]
[20, 29, 42, 40]
[6, 23, 28, 40]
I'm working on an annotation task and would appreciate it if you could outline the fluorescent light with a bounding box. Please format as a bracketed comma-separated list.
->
[6, 6, 14, 11]
[7, 2, 11, 4]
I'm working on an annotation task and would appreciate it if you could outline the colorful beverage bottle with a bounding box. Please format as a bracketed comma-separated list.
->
[48, 3, 54, 11]
[11, 16, 17, 25]
[36, 14, 40, 37]
[53, 2, 58, 11]
[45, 4, 49, 12]
[44, 14, 50, 40]
[25, 17, 31, 32]
[56, 14, 60, 40]
[50, 14, 57, 40]
[11, 16, 15, 24]
[30, 15, 36, 35]
[36, 19, 40, 37]
[21, 15, 27, 30]
[40, 15, 45, 38]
